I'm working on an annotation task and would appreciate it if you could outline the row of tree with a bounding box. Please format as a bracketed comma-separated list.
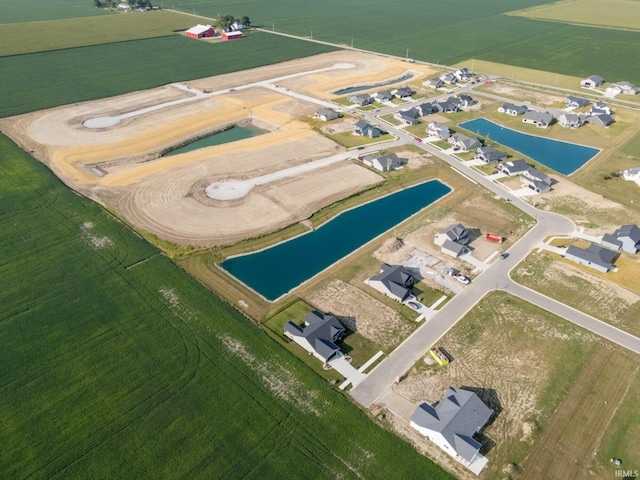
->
[94, 0, 153, 9]
[216, 14, 250, 32]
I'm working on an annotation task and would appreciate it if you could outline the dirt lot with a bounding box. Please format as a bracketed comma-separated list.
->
[0, 51, 437, 246]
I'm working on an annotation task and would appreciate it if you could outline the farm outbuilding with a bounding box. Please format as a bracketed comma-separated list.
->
[222, 31, 243, 40]
[185, 25, 215, 39]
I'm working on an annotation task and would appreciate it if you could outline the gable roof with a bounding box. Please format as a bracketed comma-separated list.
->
[411, 387, 493, 463]
[500, 159, 529, 175]
[476, 146, 507, 162]
[523, 111, 554, 125]
[614, 224, 640, 243]
[566, 243, 617, 269]
[369, 264, 415, 301]
[585, 114, 614, 127]
[566, 96, 590, 107]
[316, 107, 338, 119]
[186, 24, 214, 35]
[284, 311, 345, 361]
[584, 74, 604, 84]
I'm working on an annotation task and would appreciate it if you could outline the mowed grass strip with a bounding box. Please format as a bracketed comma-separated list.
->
[0, 32, 336, 118]
[0, 133, 454, 479]
[0, 0, 113, 24]
[0, 11, 195, 57]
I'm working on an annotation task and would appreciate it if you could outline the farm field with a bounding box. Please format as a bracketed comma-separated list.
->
[171, 0, 640, 84]
[0, 10, 195, 57]
[0, 0, 113, 24]
[0, 32, 337, 118]
[508, 0, 640, 31]
[0, 133, 455, 479]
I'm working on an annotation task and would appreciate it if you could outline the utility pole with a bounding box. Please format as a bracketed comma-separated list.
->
[310, 30, 313, 39]
[272, 22, 274, 31]
[351, 38, 353, 48]
[406, 47, 409, 58]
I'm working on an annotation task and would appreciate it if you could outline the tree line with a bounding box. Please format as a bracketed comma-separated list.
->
[216, 14, 251, 32]
[94, 0, 153, 9]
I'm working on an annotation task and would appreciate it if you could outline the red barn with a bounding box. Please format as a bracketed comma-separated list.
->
[221, 31, 243, 40]
[185, 24, 215, 39]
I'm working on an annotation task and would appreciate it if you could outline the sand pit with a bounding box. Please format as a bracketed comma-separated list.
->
[0, 51, 433, 247]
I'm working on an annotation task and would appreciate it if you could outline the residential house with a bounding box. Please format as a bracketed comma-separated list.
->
[367, 264, 416, 302]
[433, 100, 460, 113]
[410, 387, 493, 469]
[611, 81, 638, 95]
[440, 73, 458, 85]
[589, 102, 612, 116]
[423, 77, 443, 89]
[314, 108, 339, 121]
[565, 96, 590, 109]
[353, 120, 381, 138]
[521, 167, 552, 193]
[498, 159, 529, 176]
[448, 133, 481, 152]
[372, 90, 393, 103]
[454, 67, 471, 82]
[363, 153, 405, 172]
[435, 223, 470, 258]
[605, 84, 623, 96]
[584, 114, 614, 127]
[448, 95, 475, 108]
[230, 21, 245, 31]
[394, 110, 419, 125]
[522, 111, 554, 128]
[393, 86, 415, 99]
[564, 244, 618, 273]
[348, 94, 372, 106]
[474, 146, 508, 164]
[427, 121, 450, 140]
[498, 103, 528, 116]
[622, 167, 640, 186]
[414, 103, 434, 116]
[284, 311, 345, 363]
[604, 224, 640, 253]
[558, 113, 582, 129]
[580, 75, 604, 88]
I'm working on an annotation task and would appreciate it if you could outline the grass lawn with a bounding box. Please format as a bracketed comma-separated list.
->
[0, 0, 113, 24]
[325, 131, 394, 148]
[0, 32, 336, 118]
[0, 11, 195, 57]
[0, 133, 455, 479]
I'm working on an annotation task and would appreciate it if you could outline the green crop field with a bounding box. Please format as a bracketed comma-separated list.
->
[1, 0, 113, 24]
[0, 32, 336, 118]
[171, 0, 640, 85]
[0, 133, 454, 479]
[0, 11, 195, 57]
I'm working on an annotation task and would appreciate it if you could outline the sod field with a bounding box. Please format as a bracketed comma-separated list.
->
[0, 32, 336, 118]
[0, 133, 454, 479]
[0, 10, 195, 57]
[0, 0, 113, 24]
[171, 0, 640, 85]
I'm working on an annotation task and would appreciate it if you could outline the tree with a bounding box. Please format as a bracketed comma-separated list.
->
[241, 16, 251, 27]
[216, 14, 235, 32]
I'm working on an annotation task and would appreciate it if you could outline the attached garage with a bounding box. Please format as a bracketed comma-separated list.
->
[185, 25, 215, 39]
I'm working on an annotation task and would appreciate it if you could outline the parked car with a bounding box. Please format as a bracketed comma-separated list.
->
[500, 253, 509, 259]
[454, 273, 470, 285]
[407, 301, 421, 310]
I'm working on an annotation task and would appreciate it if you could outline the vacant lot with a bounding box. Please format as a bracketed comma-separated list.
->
[509, 0, 640, 31]
[0, 133, 455, 479]
[0, 32, 337, 118]
[392, 292, 600, 480]
[0, 11, 194, 57]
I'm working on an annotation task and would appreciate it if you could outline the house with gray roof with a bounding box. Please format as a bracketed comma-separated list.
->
[611, 81, 638, 95]
[522, 111, 554, 128]
[394, 110, 420, 125]
[474, 146, 508, 164]
[521, 167, 552, 193]
[565, 96, 590, 109]
[432, 100, 460, 113]
[498, 103, 528, 116]
[558, 113, 582, 129]
[564, 244, 618, 273]
[411, 387, 493, 469]
[393, 86, 415, 99]
[498, 159, 529, 176]
[372, 90, 393, 103]
[363, 153, 405, 172]
[448, 133, 481, 152]
[284, 311, 345, 363]
[606, 224, 640, 253]
[622, 167, 640, 186]
[414, 103, 435, 117]
[427, 121, 450, 140]
[440, 73, 458, 85]
[454, 67, 471, 82]
[589, 102, 612, 116]
[580, 75, 604, 88]
[585, 114, 614, 127]
[353, 119, 381, 138]
[314, 107, 339, 121]
[435, 223, 470, 258]
[348, 93, 373, 106]
[449, 94, 475, 108]
[423, 77, 443, 89]
[367, 264, 416, 302]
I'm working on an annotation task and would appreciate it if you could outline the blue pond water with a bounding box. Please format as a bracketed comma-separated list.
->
[222, 180, 451, 301]
[335, 74, 414, 95]
[165, 126, 265, 156]
[459, 118, 600, 175]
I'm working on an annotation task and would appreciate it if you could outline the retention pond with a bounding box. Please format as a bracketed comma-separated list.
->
[459, 118, 600, 175]
[164, 125, 267, 156]
[222, 179, 451, 301]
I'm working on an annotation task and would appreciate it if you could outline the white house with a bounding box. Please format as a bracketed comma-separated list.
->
[448, 133, 481, 152]
[580, 75, 604, 88]
[284, 311, 345, 364]
[423, 77, 443, 89]
[427, 121, 450, 140]
[411, 387, 493, 470]
[498, 103, 527, 116]
[564, 244, 617, 273]
[522, 111, 554, 128]
[363, 153, 405, 172]
[314, 108, 339, 121]
[622, 167, 640, 186]
[558, 113, 582, 129]
[367, 264, 415, 302]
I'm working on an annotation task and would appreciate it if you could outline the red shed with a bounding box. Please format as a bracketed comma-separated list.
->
[185, 24, 215, 39]
[221, 31, 243, 40]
